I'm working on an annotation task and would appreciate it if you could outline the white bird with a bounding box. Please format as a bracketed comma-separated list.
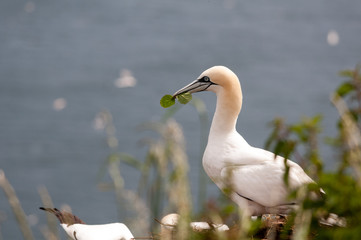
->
[39, 207, 134, 240]
[172, 66, 319, 216]
[160, 213, 229, 233]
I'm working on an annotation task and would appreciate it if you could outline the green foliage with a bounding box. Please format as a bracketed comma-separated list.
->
[160, 93, 193, 108]
[265, 115, 323, 183]
[337, 66, 361, 98]
[336, 82, 354, 97]
[264, 65, 361, 239]
[160, 94, 176, 108]
[176, 92, 192, 104]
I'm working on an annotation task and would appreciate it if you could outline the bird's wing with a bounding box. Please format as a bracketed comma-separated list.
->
[220, 151, 314, 207]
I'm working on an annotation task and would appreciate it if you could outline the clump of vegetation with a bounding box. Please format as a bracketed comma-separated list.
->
[263, 65, 361, 239]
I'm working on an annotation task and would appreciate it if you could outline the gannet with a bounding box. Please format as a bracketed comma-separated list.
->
[172, 66, 318, 216]
[160, 213, 229, 233]
[39, 207, 134, 240]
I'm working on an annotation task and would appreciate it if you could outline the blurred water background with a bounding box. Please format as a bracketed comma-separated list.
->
[1, 0, 360, 238]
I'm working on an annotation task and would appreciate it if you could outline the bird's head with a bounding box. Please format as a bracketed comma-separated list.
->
[173, 66, 240, 97]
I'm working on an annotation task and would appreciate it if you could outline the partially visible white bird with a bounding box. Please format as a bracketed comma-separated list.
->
[39, 207, 134, 240]
[172, 66, 320, 216]
[160, 213, 229, 233]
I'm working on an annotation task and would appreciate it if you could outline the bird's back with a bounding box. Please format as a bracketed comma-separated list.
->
[62, 223, 134, 240]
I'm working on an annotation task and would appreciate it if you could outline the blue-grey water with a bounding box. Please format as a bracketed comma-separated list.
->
[1, 0, 360, 238]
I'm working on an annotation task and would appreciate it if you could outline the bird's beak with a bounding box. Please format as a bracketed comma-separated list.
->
[172, 79, 215, 98]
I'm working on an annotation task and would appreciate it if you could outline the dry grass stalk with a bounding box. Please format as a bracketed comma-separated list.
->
[38, 185, 59, 239]
[0, 169, 35, 240]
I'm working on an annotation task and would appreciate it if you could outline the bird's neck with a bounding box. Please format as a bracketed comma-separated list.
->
[209, 88, 242, 138]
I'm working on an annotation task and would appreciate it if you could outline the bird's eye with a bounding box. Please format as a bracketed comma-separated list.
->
[203, 76, 210, 82]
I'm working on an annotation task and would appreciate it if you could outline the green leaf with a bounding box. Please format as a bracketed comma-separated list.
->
[176, 92, 192, 104]
[160, 94, 176, 108]
[336, 81, 354, 97]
